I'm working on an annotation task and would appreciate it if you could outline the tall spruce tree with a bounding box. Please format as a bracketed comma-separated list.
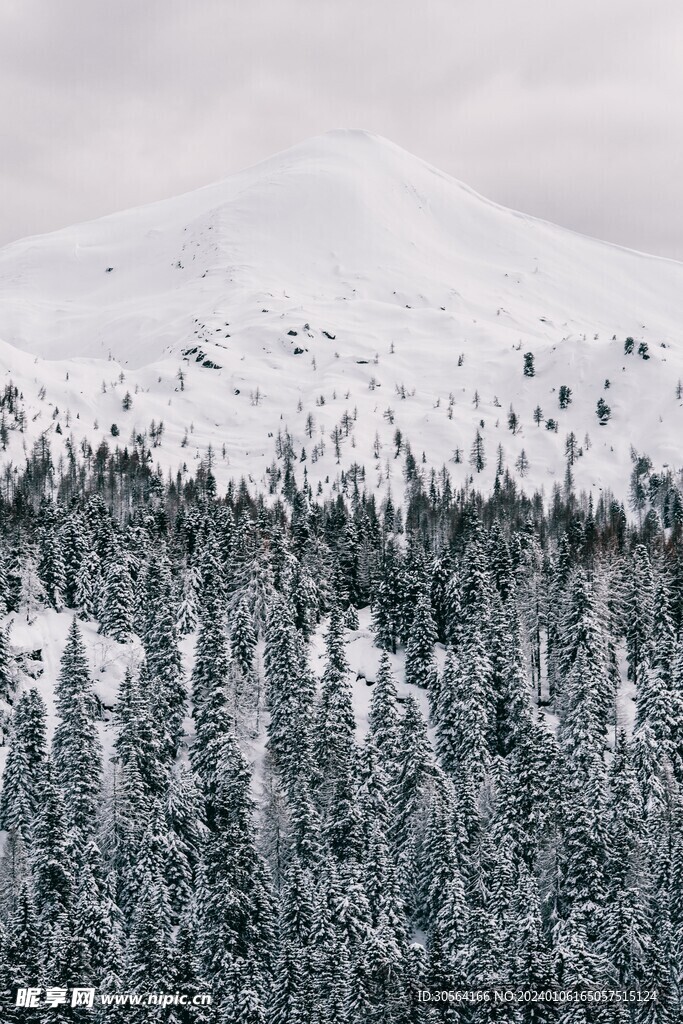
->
[264, 596, 315, 788]
[0, 688, 47, 841]
[141, 557, 187, 761]
[314, 602, 357, 804]
[229, 595, 259, 739]
[31, 758, 74, 924]
[404, 593, 438, 694]
[37, 500, 67, 610]
[52, 619, 103, 844]
[368, 652, 400, 768]
[0, 626, 14, 704]
[626, 545, 655, 683]
[196, 734, 275, 997]
[99, 547, 135, 642]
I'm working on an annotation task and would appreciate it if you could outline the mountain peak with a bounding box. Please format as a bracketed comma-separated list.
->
[0, 131, 682, 501]
[258, 128, 402, 163]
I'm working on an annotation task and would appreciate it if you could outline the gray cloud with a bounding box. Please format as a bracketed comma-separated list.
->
[1, 0, 682, 258]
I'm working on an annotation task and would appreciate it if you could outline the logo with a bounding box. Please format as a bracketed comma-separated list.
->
[15, 987, 96, 1009]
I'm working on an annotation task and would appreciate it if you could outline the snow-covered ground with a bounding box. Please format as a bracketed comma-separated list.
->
[0, 129, 681, 503]
[0, 605, 433, 794]
[0, 608, 140, 778]
[1, 603, 638, 802]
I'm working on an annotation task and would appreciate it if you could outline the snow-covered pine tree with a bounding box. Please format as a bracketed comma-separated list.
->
[469, 428, 486, 473]
[37, 499, 67, 610]
[371, 543, 403, 654]
[601, 733, 648, 989]
[73, 544, 101, 619]
[71, 842, 124, 991]
[367, 651, 400, 769]
[0, 688, 47, 842]
[264, 596, 316, 789]
[196, 733, 275, 997]
[314, 602, 356, 799]
[392, 696, 434, 918]
[0, 552, 8, 617]
[555, 568, 612, 734]
[19, 549, 46, 625]
[0, 625, 14, 704]
[62, 509, 90, 609]
[228, 594, 260, 738]
[123, 855, 175, 997]
[99, 546, 135, 642]
[404, 593, 438, 697]
[3, 879, 42, 995]
[626, 544, 655, 683]
[435, 644, 490, 786]
[177, 563, 199, 636]
[141, 556, 186, 761]
[31, 757, 74, 925]
[190, 622, 232, 825]
[52, 619, 103, 844]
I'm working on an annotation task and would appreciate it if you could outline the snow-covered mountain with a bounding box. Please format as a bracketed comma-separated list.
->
[3, 133, 683, 1007]
[1, 128, 682, 500]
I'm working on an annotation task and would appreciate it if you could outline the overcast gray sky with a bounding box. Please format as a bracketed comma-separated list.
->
[2, 0, 682, 258]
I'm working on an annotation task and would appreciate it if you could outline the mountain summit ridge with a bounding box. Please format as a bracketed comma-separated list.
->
[1, 129, 682, 365]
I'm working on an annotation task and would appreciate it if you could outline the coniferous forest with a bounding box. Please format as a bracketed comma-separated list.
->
[1, 435, 683, 1021]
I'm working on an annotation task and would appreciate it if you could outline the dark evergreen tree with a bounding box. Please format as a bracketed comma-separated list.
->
[368, 652, 400, 769]
[99, 548, 135, 641]
[0, 625, 14, 703]
[0, 688, 47, 841]
[314, 602, 356, 802]
[141, 557, 186, 761]
[52, 619, 103, 844]
[558, 385, 572, 409]
[4, 880, 42, 997]
[62, 510, 90, 609]
[72, 844, 124, 990]
[231, 595, 257, 676]
[392, 696, 434, 917]
[31, 758, 74, 924]
[74, 544, 100, 620]
[435, 637, 491, 788]
[372, 544, 403, 654]
[190, 637, 231, 827]
[470, 429, 486, 473]
[229, 595, 259, 739]
[196, 734, 275, 997]
[404, 593, 438, 695]
[602, 734, 648, 990]
[112, 666, 160, 806]
[37, 501, 67, 610]
[264, 596, 315, 788]
[124, 857, 174, 997]
[0, 553, 8, 617]
[626, 545, 654, 682]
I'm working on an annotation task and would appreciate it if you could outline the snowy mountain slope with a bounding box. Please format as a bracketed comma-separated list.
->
[0, 128, 682, 501]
